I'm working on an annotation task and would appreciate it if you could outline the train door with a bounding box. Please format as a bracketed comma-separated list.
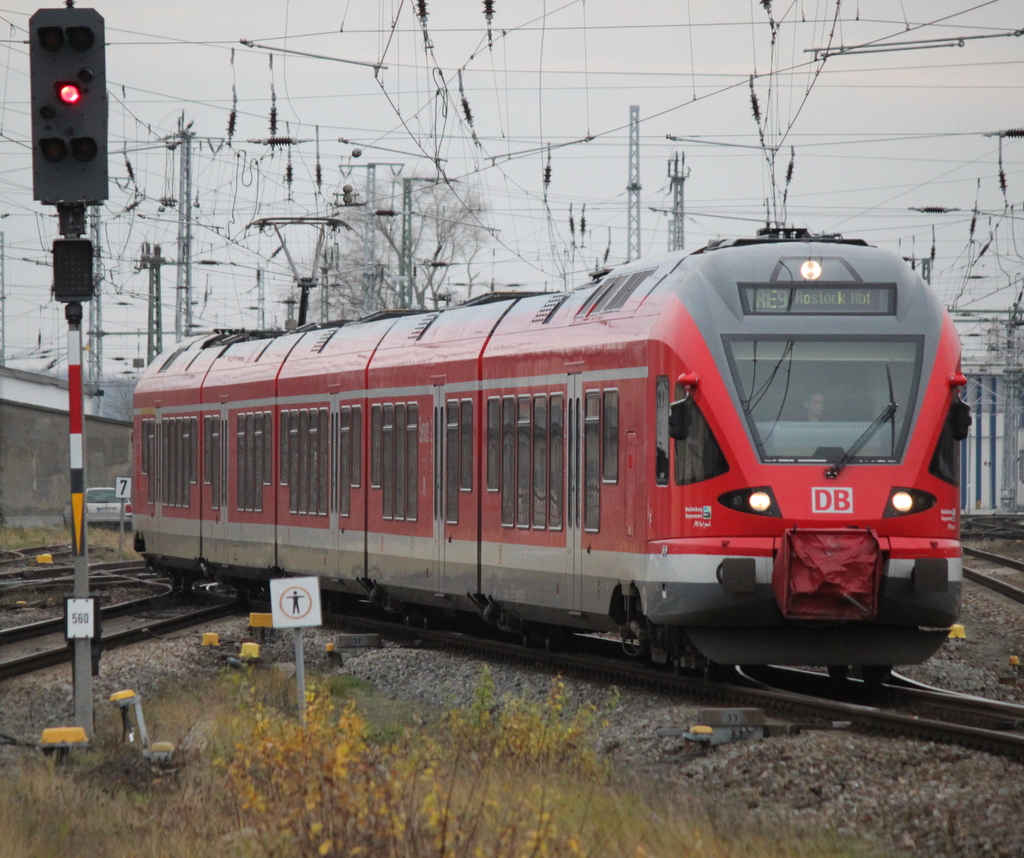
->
[150, 405, 164, 555]
[201, 403, 229, 563]
[329, 393, 341, 580]
[566, 374, 584, 610]
[432, 386, 448, 593]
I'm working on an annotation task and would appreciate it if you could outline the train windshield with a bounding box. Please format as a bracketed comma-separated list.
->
[723, 337, 923, 463]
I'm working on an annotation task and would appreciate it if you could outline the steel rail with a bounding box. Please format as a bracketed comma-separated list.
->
[0, 599, 240, 682]
[0, 586, 174, 645]
[311, 608, 1024, 759]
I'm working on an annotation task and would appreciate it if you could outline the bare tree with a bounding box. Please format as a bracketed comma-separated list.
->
[310, 178, 493, 317]
[103, 378, 137, 423]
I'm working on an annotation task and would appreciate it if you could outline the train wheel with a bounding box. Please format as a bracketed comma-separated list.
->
[860, 664, 892, 688]
[827, 664, 849, 682]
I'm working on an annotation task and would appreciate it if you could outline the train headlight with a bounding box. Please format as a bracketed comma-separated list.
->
[800, 259, 822, 280]
[883, 487, 937, 518]
[891, 491, 914, 513]
[718, 487, 781, 518]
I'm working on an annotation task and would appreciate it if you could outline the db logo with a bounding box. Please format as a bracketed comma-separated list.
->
[812, 487, 853, 514]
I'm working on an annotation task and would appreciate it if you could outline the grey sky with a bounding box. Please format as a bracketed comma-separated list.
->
[0, 0, 1020, 373]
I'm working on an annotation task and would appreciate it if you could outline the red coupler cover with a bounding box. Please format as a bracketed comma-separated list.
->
[772, 528, 882, 621]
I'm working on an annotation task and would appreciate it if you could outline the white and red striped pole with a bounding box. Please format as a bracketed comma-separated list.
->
[66, 300, 93, 735]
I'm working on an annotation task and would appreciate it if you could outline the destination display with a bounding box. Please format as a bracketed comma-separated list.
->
[739, 283, 896, 315]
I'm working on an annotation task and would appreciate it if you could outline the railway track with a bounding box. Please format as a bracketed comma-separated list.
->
[300, 604, 1024, 760]
[0, 593, 240, 681]
[962, 544, 1024, 606]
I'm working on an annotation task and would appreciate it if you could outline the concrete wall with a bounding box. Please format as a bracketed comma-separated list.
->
[0, 400, 131, 526]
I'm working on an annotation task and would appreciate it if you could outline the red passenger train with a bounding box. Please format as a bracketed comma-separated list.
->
[133, 229, 969, 674]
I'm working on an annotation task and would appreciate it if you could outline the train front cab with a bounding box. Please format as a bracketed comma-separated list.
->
[633, 240, 966, 669]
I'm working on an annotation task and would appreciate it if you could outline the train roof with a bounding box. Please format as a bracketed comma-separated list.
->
[138, 229, 948, 388]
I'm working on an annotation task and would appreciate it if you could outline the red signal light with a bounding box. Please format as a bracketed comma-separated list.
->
[59, 83, 82, 104]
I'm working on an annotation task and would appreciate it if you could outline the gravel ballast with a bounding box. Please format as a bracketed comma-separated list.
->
[2, 573, 1023, 857]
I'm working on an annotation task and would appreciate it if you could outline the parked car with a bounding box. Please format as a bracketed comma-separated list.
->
[63, 487, 132, 528]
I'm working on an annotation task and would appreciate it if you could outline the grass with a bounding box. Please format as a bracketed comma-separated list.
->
[0, 666, 875, 858]
[0, 524, 140, 562]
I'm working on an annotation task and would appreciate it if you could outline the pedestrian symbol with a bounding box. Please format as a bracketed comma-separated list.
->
[269, 577, 323, 628]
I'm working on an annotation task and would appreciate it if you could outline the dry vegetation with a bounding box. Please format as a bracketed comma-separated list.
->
[0, 524, 138, 562]
[0, 665, 867, 858]
[0, 527, 867, 856]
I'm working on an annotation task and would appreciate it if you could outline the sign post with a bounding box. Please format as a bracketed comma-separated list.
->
[269, 576, 322, 726]
[114, 476, 131, 560]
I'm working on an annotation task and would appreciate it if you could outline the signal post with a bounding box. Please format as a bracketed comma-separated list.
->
[29, 5, 108, 736]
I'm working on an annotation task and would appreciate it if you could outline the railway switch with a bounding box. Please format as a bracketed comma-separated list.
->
[36, 554, 53, 564]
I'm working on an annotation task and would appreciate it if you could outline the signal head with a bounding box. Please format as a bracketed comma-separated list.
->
[29, 7, 108, 204]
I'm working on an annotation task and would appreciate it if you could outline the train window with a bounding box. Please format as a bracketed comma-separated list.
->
[236, 414, 246, 512]
[501, 396, 516, 526]
[250, 413, 259, 511]
[208, 416, 222, 510]
[317, 409, 329, 515]
[308, 410, 320, 516]
[673, 386, 729, 486]
[297, 410, 310, 514]
[446, 400, 460, 524]
[407, 404, 418, 521]
[340, 407, 352, 517]
[516, 396, 531, 528]
[263, 412, 273, 486]
[188, 417, 198, 486]
[533, 395, 548, 528]
[288, 412, 299, 513]
[486, 397, 500, 491]
[655, 377, 670, 486]
[252, 414, 263, 508]
[584, 391, 601, 531]
[331, 410, 339, 515]
[370, 404, 383, 490]
[252, 413, 263, 512]
[602, 389, 619, 483]
[172, 419, 181, 506]
[352, 406, 362, 488]
[143, 419, 156, 504]
[180, 418, 188, 505]
[460, 399, 473, 491]
[141, 418, 153, 475]
[549, 394, 564, 530]
[929, 400, 963, 487]
[395, 403, 407, 520]
[382, 404, 395, 519]
[279, 412, 290, 486]
[724, 337, 922, 463]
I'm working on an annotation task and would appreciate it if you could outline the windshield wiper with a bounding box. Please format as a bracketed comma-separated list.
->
[826, 367, 898, 479]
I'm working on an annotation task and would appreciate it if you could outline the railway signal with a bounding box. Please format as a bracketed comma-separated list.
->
[30, 6, 109, 740]
[29, 6, 108, 205]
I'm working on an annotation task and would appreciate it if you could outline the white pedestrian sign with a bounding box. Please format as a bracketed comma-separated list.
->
[269, 576, 322, 628]
[268, 577, 323, 727]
